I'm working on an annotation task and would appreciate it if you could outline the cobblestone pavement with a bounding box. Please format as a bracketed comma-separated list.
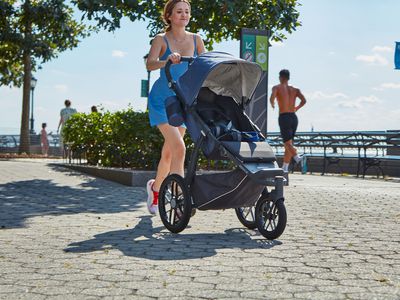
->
[0, 159, 399, 300]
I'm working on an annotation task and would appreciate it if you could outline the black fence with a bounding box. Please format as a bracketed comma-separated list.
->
[267, 131, 400, 178]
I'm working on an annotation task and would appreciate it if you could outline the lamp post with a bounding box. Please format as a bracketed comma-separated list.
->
[30, 76, 37, 134]
[143, 54, 150, 110]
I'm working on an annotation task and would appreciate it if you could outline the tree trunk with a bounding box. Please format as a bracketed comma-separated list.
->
[19, 0, 31, 154]
[19, 52, 31, 154]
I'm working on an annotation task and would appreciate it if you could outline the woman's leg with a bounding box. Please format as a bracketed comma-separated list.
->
[153, 124, 186, 191]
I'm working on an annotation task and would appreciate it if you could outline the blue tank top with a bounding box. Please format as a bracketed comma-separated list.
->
[158, 34, 198, 81]
[147, 34, 198, 127]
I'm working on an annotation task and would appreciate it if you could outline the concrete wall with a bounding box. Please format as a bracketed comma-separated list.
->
[60, 164, 156, 187]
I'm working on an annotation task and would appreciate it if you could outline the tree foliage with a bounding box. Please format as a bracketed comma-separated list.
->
[73, 0, 301, 49]
[0, 0, 89, 153]
[0, 0, 89, 87]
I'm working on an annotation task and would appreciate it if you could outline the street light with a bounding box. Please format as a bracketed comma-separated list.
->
[30, 76, 37, 134]
[143, 54, 150, 110]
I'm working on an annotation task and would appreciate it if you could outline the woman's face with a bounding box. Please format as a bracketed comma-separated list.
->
[169, 2, 190, 28]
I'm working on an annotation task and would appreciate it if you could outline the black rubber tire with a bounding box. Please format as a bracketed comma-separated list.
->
[255, 197, 287, 240]
[235, 207, 257, 229]
[158, 174, 192, 233]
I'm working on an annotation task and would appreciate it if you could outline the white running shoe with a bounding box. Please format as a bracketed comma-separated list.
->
[146, 179, 157, 215]
[294, 154, 303, 164]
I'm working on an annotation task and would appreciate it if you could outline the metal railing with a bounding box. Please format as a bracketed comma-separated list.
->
[266, 131, 400, 177]
[0, 134, 62, 155]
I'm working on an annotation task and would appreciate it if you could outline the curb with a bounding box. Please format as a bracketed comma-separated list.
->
[55, 164, 156, 187]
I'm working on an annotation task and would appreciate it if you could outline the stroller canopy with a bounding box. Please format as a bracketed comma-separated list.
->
[176, 51, 263, 106]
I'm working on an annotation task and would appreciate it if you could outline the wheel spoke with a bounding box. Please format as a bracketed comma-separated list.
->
[243, 208, 251, 218]
[249, 208, 255, 221]
[165, 186, 172, 203]
[168, 206, 173, 223]
[272, 218, 277, 229]
[177, 205, 184, 216]
[172, 209, 176, 225]
[264, 219, 271, 230]
[171, 182, 177, 198]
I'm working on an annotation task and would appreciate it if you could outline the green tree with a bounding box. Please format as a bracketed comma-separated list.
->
[0, 0, 89, 153]
[74, 0, 301, 49]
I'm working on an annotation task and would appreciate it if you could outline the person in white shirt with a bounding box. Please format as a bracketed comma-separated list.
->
[57, 99, 77, 150]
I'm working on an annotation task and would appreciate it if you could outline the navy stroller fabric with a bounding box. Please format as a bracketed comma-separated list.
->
[172, 52, 263, 158]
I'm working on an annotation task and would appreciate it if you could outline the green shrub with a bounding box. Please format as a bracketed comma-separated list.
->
[63, 109, 233, 170]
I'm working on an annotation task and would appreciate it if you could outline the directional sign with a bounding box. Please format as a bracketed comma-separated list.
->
[256, 35, 268, 71]
[240, 28, 270, 135]
[241, 34, 255, 62]
[395, 42, 400, 70]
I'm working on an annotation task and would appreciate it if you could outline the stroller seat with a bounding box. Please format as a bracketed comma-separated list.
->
[221, 141, 283, 183]
[221, 141, 276, 163]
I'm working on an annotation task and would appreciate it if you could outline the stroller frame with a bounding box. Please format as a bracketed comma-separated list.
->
[158, 53, 287, 240]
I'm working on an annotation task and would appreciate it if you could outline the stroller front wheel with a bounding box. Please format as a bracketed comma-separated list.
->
[255, 197, 287, 240]
[158, 174, 192, 233]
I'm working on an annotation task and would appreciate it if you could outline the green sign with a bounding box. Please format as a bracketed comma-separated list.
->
[141, 79, 148, 97]
[255, 35, 268, 71]
[241, 34, 255, 62]
[240, 28, 269, 71]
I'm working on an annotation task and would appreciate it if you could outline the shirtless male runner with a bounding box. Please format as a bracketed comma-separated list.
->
[269, 69, 307, 172]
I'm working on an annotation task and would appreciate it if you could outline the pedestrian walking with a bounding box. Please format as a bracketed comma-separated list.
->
[40, 123, 49, 156]
[57, 99, 77, 151]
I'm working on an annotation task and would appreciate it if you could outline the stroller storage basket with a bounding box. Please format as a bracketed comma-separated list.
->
[192, 168, 265, 210]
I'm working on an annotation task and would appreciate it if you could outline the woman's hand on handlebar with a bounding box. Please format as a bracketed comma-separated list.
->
[168, 52, 181, 64]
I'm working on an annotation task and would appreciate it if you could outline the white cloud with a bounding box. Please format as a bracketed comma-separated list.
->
[54, 84, 68, 92]
[372, 45, 393, 53]
[337, 95, 381, 109]
[357, 95, 380, 104]
[306, 91, 349, 100]
[337, 101, 361, 109]
[373, 82, 400, 91]
[112, 50, 128, 58]
[349, 72, 359, 78]
[355, 53, 388, 66]
[328, 51, 335, 55]
[380, 83, 400, 89]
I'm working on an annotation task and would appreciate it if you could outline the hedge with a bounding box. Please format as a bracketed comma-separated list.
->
[62, 108, 232, 170]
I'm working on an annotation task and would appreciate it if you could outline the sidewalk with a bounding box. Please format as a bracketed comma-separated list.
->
[0, 159, 399, 299]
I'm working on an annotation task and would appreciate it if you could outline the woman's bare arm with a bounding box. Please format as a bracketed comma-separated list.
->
[146, 35, 168, 71]
[196, 34, 206, 55]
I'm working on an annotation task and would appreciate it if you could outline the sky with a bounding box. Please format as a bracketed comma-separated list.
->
[1, 0, 399, 134]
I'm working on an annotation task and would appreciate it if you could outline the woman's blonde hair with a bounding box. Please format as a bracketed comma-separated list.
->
[163, 0, 191, 32]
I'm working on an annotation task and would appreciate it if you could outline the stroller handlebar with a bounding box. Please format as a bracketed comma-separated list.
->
[165, 56, 195, 87]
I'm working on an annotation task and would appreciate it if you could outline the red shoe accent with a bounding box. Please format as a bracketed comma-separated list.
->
[152, 185, 159, 206]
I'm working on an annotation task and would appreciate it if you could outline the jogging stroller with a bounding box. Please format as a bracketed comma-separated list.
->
[159, 51, 287, 240]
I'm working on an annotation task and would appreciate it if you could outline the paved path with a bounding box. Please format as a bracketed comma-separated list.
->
[0, 159, 399, 299]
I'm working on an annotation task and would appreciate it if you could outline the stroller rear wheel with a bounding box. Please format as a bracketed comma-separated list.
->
[158, 174, 192, 233]
[235, 207, 256, 229]
[255, 196, 286, 240]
